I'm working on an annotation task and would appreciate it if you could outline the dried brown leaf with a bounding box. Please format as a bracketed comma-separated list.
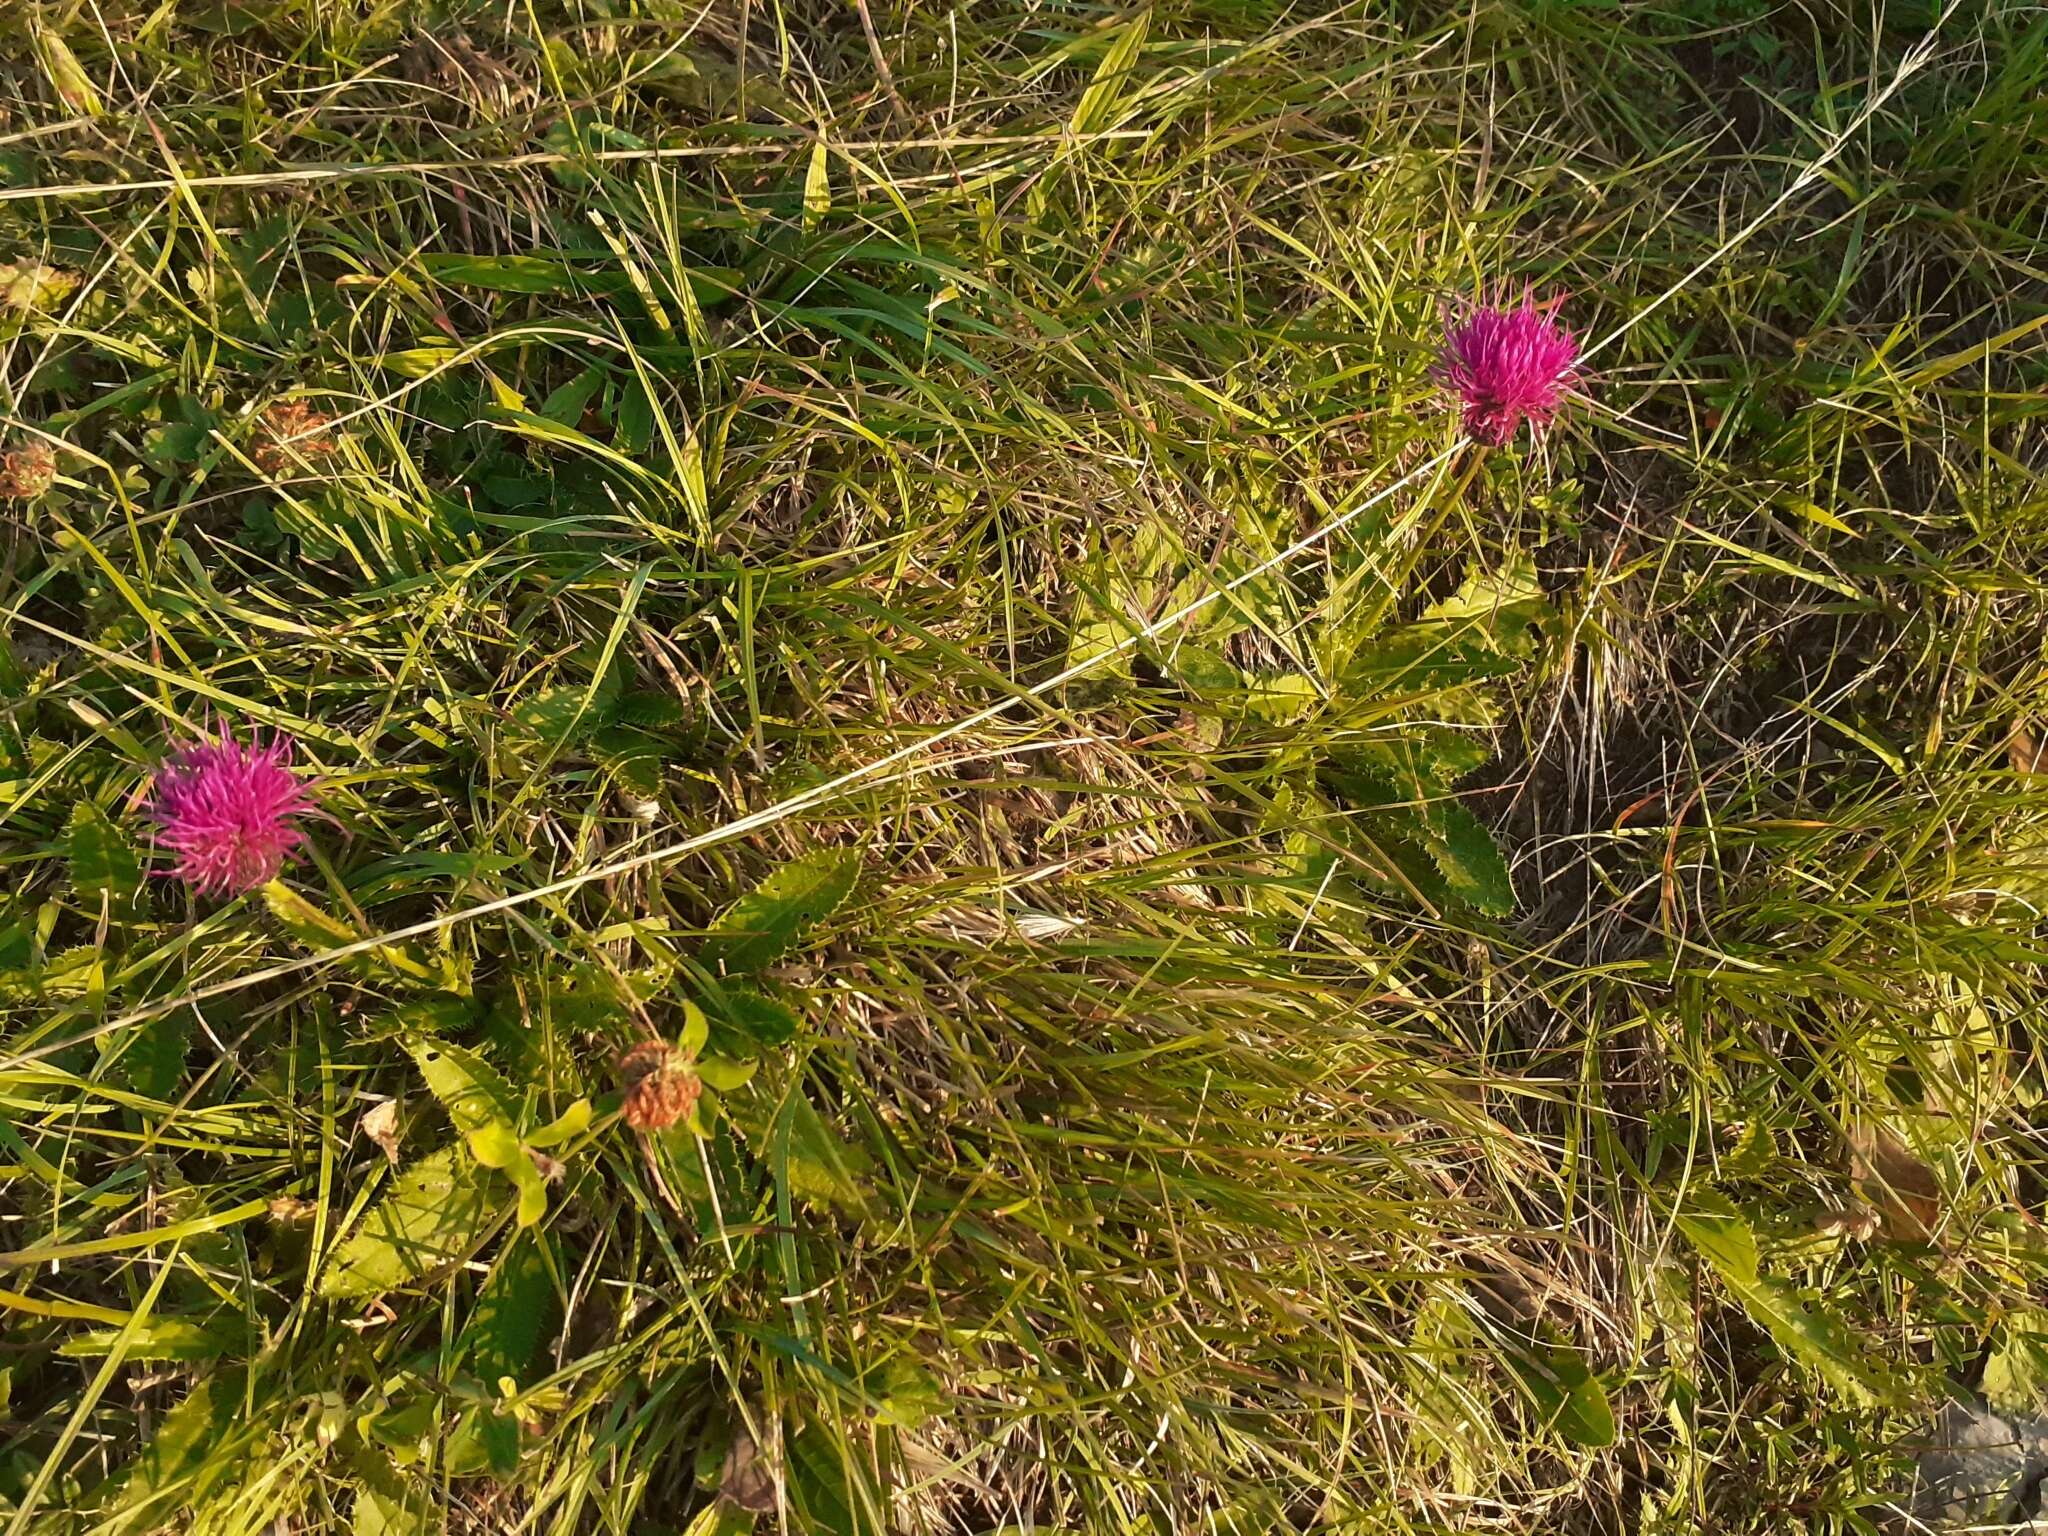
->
[1848, 1127, 1941, 1242]
[361, 1098, 402, 1166]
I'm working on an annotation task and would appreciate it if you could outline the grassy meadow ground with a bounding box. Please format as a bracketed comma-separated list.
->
[3, 0, 2048, 1531]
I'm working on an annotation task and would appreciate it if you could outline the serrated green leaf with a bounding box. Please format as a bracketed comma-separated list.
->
[702, 849, 860, 972]
[321, 1146, 502, 1298]
[69, 800, 140, 901]
[1341, 626, 1518, 697]
[508, 681, 620, 744]
[405, 1039, 523, 1138]
[1672, 1190, 1758, 1284]
[460, 1236, 555, 1388]
[60, 1316, 244, 1362]
[718, 987, 801, 1048]
[116, 1009, 192, 1100]
[113, 1375, 239, 1513]
[1421, 801, 1514, 915]
[263, 880, 355, 947]
[1423, 554, 1547, 648]
[1719, 1118, 1777, 1179]
[614, 689, 687, 729]
[264, 882, 439, 982]
[1675, 1190, 1902, 1405]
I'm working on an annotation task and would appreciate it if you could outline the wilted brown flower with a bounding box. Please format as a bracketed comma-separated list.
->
[251, 400, 338, 474]
[618, 1039, 701, 1132]
[0, 442, 57, 500]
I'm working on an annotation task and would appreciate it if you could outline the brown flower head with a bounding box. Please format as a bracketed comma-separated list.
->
[618, 1039, 701, 1132]
[0, 442, 57, 501]
[252, 400, 338, 475]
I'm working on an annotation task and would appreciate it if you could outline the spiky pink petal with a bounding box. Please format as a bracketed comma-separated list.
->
[1436, 291, 1581, 446]
[145, 725, 316, 897]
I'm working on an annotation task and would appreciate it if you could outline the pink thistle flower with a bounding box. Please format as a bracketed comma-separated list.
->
[1436, 290, 1581, 446]
[145, 725, 317, 897]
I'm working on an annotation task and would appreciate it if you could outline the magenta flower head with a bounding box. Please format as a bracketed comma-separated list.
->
[1435, 289, 1581, 446]
[145, 724, 317, 897]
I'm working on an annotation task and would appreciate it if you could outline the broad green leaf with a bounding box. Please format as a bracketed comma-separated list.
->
[678, 999, 710, 1059]
[116, 1009, 191, 1100]
[1982, 1308, 2048, 1415]
[320, 1146, 501, 1298]
[682, 1500, 758, 1536]
[786, 1422, 860, 1536]
[0, 260, 80, 314]
[1675, 1190, 1902, 1404]
[466, 1121, 525, 1169]
[1422, 801, 1514, 915]
[350, 1455, 429, 1535]
[717, 987, 801, 1049]
[68, 800, 140, 901]
[405, 1039, 522, 1138]
[1206, 1489, 1285, 1536]
[1503, 1341, 1615, 1447]
[543, 114, 648, 188]
[525, 1099, 591, 1149]
[422, 254, 610, 295]
[460, 1236, 555, 1388]
[698, 1055, 759, 1092]
[702, 849, 860, 972]
[1672, 1190, 1758, 1284]
[538, 364, 605, 427]
[874, 1356, 943, 1430]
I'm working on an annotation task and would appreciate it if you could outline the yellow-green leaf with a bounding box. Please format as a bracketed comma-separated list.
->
[321, 1147, 501, 1298]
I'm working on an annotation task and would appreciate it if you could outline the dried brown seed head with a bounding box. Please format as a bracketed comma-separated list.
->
[623, 1064, 701, 1132]
[0, 442, 57, 500]
[252, 400, 338, 474]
